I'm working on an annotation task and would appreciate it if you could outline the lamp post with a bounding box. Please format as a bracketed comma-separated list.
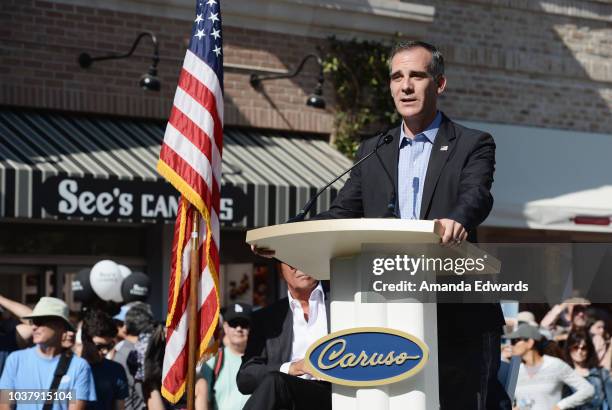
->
[78, 31, 161, 91]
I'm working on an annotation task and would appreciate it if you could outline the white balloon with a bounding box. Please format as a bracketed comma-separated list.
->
[118, 265, 132, 279]
[90, 260, 123, 302]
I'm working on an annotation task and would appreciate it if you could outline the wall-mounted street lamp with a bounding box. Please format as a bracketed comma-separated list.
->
[250, 53, 326, 109]
[78, 31, 161, 91]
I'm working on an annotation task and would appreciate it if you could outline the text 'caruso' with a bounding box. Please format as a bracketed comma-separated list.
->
[317, 338, 420, 370]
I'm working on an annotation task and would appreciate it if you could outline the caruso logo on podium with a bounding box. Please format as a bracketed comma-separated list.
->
[305, 327, 429, 387]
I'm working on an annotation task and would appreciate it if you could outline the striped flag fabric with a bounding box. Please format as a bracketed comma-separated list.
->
[157, 0, 223, 403]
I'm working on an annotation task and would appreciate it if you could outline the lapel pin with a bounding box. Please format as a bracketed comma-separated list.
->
[440, 146, 448, 151]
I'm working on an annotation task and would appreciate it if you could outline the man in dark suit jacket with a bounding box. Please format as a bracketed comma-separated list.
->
[251, 41, 507, 408]
[237, 263, 332, 410]
[312, 41, 506, 409]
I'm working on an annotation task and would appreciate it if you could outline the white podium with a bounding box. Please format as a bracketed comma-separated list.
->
[246, 219, 450, 410]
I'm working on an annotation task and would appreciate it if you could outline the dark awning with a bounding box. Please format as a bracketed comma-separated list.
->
[0, 109, 351, 228]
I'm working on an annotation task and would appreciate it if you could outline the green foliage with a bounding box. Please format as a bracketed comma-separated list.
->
[323, 36, 400, 158]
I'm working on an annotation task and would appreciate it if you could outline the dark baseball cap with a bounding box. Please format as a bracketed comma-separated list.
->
[222, 303, 252, 323]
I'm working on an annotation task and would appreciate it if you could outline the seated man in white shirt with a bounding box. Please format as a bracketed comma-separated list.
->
[237, 262, 330, 410]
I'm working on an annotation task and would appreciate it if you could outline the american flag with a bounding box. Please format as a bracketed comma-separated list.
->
[157, 0, 223, 403]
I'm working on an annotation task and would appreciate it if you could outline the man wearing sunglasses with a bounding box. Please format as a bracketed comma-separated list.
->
[0, 297, 96, 410]
[81, 310, 129, 410]
[195, 303, 252, 410]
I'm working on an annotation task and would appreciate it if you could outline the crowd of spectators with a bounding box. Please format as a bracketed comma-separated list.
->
[2, 288, 612, 410]
[505, 301, 612, 410]
[0, 293, 253, 410]
[0, 294, 174, 410]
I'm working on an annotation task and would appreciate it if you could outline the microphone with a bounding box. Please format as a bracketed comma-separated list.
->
[287, 131, 394, 223]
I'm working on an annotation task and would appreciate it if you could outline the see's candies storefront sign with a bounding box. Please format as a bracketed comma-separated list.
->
[305, 327, 429, 387]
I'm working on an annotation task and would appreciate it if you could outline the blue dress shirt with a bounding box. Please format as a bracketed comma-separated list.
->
[398, 111, 442, 219]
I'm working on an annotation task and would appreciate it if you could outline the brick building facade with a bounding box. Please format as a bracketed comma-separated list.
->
[2, 0, 612, 133]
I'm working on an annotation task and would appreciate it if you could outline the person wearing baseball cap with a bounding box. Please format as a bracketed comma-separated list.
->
[0, 297, 96, 409]
[195, 303, 252, 410]
[119, 302, 154, 410]
[509, 323, 594, 410]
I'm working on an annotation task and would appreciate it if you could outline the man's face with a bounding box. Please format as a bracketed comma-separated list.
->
[30, 317, 66, 345]
[223, 319, 249, 347]
[280, 264, 317, 293]
[389, 47, 445, 123]
[92, 335, 115, 359]
[572, 306, 588, 328]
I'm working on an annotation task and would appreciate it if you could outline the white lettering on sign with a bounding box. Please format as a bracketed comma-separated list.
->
[55, 178, 235, 221]
[119, 193, 133, 216]
[141, 194, 155, 217]
[96, 192, 114, 216]
[141, 194, 178, 219]
[78, 191, 96, 215]
[58, 179, 133, 218]
[58, 179, 78, 214]
[220, 198, 233, 221]
[154, 195, 168, 217]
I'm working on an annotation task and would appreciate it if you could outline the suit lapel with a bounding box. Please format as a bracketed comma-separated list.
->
[280, 302, 293, 362]
[419, 114, 456, 219]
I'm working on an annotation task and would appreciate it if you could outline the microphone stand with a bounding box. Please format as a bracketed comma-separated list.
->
[374, 149, 399, 219]
[287, 131, 394, 223]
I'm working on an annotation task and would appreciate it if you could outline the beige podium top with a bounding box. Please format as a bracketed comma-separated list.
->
[246, 218, 445, 279]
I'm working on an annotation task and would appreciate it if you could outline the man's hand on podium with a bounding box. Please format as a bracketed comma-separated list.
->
[435, 218, 467, 246]
[250, 244, 276, 258]
[288, 359, 313, 378]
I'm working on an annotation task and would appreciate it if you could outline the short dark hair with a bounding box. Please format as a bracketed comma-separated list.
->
[82, 309, 117, 339]
[125, 302, 154, 336]
[389, 41, 445, 80]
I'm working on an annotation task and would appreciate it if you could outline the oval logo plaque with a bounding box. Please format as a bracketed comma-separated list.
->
[305, 326, 429, 387]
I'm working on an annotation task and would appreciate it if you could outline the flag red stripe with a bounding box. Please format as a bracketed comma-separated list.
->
[162, 290, 219, 394]
[159, 145, 220, 216]
[166, 212, 221, 331]
[167, 106, 217, 187]
[166, 239, 219, 330]
[178, 68, 224, 154]
[199, 285, 219, 340]
[162, 328, 189, 393]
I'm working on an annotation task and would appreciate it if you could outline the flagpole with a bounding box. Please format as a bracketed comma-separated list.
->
[187, 209, 200, 410]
